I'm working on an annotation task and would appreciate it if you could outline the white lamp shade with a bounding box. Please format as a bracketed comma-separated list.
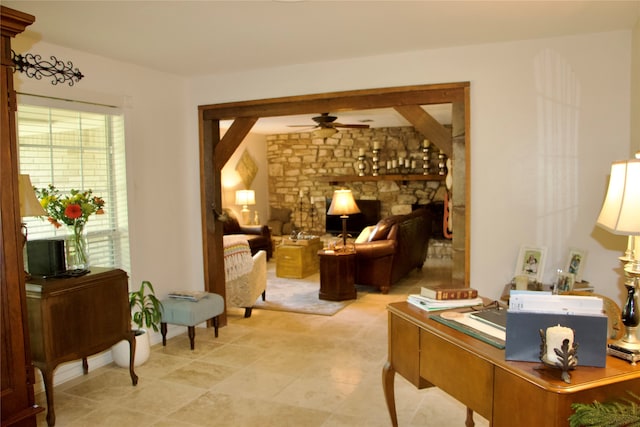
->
[596, 159, 640, 235]
[235, 189, 255, 206]
[18, 174, 46, 217]
[327, 189, 360, 216]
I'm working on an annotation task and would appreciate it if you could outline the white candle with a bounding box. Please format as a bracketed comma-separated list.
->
[545, 325, 573, 362]
[405, 159, 411, 167]
[423, 139, 430, 148]
[391, 160, 397, 168]
[411, 160, 417, 169]
[373, 141, 380, 150]
[386, 160, 392, 169]
[299, 190, 304, 198]
[358, 148, 365, 156]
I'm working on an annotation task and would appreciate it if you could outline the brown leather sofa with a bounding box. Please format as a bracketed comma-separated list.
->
[354, 208, 432, 293]
[222, 209, 272, 260]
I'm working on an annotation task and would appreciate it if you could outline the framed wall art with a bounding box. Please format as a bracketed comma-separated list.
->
[565, 248, 587, 282]
[514, 245, 547, 283]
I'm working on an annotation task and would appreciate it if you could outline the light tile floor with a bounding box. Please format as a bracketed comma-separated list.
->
[35, 260, 489, 426]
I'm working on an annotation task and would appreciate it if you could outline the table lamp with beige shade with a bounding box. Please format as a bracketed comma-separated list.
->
[18, 174, 46, 278]
[235, 189, 255, 225]
[327, 189, 360, 250]
[596, 155, 640, 353]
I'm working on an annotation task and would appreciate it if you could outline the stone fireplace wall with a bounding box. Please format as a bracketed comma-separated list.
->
[267, 126, 450, 249]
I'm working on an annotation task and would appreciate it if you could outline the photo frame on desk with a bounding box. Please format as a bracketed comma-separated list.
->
[515, 245, 546, 283]
[565, 247, 587, 282]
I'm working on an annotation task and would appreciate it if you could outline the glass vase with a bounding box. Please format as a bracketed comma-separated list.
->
[66, 222, 89, 270]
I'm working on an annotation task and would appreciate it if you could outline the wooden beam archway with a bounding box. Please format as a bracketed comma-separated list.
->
[198, 82, 470, 325]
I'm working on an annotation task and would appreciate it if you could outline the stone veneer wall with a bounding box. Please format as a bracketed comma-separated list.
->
[267, 126, 450, 249]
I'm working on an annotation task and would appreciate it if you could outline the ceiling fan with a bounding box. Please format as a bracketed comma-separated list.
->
[288, 113, 370, 137]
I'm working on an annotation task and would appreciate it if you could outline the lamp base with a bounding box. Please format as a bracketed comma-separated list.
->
[614, 326, 640, 352]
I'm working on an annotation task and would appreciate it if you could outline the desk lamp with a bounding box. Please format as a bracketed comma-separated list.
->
[327, 189, 360, 250]
[596, 158, 640, 351]
[235, 189, 255, 225]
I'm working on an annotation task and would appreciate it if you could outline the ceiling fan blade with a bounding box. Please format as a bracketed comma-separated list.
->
[333, 122, 370, 129]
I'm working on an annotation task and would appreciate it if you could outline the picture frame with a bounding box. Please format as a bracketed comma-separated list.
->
[515, 245, 547, 283]
[555, 270, 575, 293]
[565, 248, 587, 282]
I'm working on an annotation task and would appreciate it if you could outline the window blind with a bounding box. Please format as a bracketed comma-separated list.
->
[17, 95, 130, 272]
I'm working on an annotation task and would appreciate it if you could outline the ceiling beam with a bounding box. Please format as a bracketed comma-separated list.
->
[213, 117, 258, 170]
[200, 82, 468, 121]
[393, 105, 452, 157]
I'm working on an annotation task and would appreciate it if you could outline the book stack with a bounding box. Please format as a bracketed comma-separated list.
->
[407, 287, 482, 311]
[168, 290, 207, 302]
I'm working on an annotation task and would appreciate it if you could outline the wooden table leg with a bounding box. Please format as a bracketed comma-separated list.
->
[82, 357, 88, 374]
[382, 360, 398, 427]
[39, 366, 55, 426]
[465, 407, 475, 427]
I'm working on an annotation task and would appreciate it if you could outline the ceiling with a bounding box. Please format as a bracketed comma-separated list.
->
[4, 1, 639, 134]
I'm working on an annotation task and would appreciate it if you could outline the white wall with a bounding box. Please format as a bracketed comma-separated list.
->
[188, 30, 634, 305]
[10, 29, 636, 382]
[11, 36, 192, 380]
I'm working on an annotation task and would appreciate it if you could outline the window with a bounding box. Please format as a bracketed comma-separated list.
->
[17, 94, 130, 272]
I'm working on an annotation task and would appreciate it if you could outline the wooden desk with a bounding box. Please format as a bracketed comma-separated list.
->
[383, 301, 640, 426]
[26, 268, 137, 426]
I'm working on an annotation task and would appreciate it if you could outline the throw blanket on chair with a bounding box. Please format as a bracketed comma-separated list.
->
[223, 235, 253, 281]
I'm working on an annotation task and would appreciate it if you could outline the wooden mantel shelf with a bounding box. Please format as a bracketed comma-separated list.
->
[318, 174, 446, 184]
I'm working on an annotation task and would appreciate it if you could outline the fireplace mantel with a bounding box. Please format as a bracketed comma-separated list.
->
[319, 174, 445, 185]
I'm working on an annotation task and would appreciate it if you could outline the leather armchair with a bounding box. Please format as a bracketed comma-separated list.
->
[354, 208, 432, 294]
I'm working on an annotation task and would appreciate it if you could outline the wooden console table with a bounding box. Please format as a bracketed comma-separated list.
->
[26, 268, 138, 426]
[383, 301, 640, 426]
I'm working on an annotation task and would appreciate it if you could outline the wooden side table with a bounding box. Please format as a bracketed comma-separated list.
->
[318, 250, 356, 301]
[26, 268, 137, 426]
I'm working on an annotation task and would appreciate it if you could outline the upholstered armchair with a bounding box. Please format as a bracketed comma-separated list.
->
[223, 235, 267, 318]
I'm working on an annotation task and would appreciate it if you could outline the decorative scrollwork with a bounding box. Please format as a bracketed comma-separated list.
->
[11, 50, 84, 86]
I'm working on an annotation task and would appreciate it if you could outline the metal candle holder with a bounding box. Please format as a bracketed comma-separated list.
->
[423, 145, 431, 175]
[357, 154, 366, 176]
[539, 329, 579, 383]
[372, 148, 380, 176]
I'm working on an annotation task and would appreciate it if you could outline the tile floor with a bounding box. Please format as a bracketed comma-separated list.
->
[35, 260, 489, 426]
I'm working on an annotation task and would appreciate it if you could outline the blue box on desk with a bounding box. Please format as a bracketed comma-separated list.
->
[505, 312, 608, 367]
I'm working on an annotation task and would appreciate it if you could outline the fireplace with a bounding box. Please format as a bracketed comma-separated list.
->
[325, 199, 381, 236]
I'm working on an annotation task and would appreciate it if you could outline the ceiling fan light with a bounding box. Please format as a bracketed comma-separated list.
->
[312, 127, 338, 139]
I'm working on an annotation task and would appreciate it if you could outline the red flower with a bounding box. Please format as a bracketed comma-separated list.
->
[64, 204, 82, 219]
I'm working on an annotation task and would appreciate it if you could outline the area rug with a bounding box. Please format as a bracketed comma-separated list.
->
[253, 263, 353, 316]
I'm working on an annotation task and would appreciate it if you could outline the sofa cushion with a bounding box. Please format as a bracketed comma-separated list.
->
[369, 215, 401, 241]
[267, 219, 283, 236]
[270, 207, 291, 224]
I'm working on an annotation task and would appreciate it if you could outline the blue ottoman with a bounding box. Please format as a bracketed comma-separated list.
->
[160, 293, 224, 350]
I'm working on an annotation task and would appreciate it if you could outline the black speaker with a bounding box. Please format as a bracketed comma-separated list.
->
[26, 238, 66, 277]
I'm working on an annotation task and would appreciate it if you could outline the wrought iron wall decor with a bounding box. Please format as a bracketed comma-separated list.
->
[11, 50, 83, 86]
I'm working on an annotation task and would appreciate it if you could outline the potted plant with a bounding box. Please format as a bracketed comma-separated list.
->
[112, 280, 163, 368]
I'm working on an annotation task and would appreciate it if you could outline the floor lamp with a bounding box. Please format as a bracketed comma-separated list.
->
[327, 189, 360, 250]
[596, 158, 640, 353]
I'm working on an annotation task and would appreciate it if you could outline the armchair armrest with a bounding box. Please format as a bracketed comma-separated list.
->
[354, 240, 396, 259]
[239, 224, 271, 238]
